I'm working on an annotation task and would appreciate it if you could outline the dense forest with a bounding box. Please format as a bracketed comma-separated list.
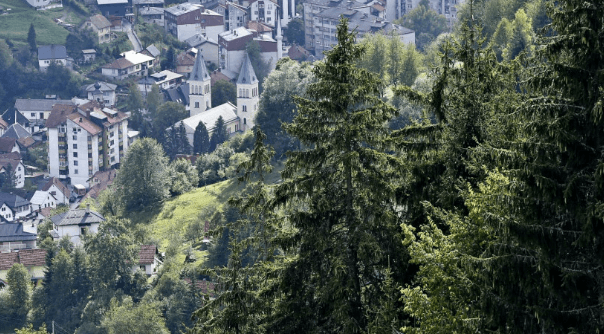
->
[1, 0, 603, 333]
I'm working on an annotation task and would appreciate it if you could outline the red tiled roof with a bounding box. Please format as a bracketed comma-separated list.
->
[18, 249, 46, 267]
[40, 207, 52, 218]
[16, 136, 36, 149]
[102, 57, 134, 70]
[0, 118, 8, 129]
[0, 252, 18, 270]
[0, 137, 16, 153]
[67, 113, 102, 135]
[46, 104, 78, 128]
[184, 278, 216, 295]
[138, 245, 156, 265]
[210, 70, 231, 86]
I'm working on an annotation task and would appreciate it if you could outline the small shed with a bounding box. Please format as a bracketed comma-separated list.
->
[82, 49, 97, 63]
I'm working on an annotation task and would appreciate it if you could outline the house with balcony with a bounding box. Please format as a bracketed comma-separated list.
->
[82, 14, 112, 44]
[101, 51, 155, 80]
[0, 223, 37, 253]
[50, 206, 105, 247]
[138, 70, 184, 92]
[47, 100, 130, 186]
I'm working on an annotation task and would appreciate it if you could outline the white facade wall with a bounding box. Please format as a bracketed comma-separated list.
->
[189, 78, 212, 116]
[205, 25, 225, 44]
[56, 223, 100, 247]
[177, 23, 201, 41]
[199, 43, 219, 65]
[15, 205, 31, 220]
[0, 203, 12, 221]
[237, 83, 259, 131]
[25, 0, 52, 8]
[88, 91, 116, 106]
[47, 184, 69, 205]
[250, 1, 279, 26]
[67, 119, 95, 186]
[39, 59, 68, 72]
[14, 162, 25, 189]
[223, 49, 246, 73]
[260, 51, 278, 71]
[31, 193, 57, 212]
[48, 128, 61, 179]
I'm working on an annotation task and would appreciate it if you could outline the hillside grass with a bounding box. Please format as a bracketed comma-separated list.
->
[0, 0, 87, 45]
[141, 163, 284, 265]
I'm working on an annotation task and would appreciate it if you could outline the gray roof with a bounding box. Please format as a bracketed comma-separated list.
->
[2, 124, 31, 140]
[165, 3, 200, 16]
[0, 193, 29, 209]
[140, 6, 164, 15]
[190, 51, 210, 82]
[38, 45, 68, 61]
[15, 99, 74, 112]
[133, 0, 164, 4]
[146, 45, 161, 58]
[89, 14, 111, 29]
[185, 34, 217, 48]
[0, 223, 36, 242]
[54, 209, 105, 226]
[86, 82, 117, 93]
[237, 53, 258, 85]
[50, 211, 68, 225]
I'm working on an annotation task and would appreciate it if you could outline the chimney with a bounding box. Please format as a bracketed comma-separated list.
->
[86, 203, 90, 215]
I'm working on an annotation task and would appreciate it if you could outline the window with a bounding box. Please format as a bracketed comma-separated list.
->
[40, 112, 44, 119]
[242, 105, 247, 112]
[110, 140, 114, 146]
[195, 102, 200, 108]
[73, 144, 77, 149]
[81, 227, 87, 235]
[73, 152, 78, 158]
[73, 135, 77, 140]
[17, 167, 21, 171]
[244, 118, 246, 124]
[74, 169, 78, 174]
[31, 113, 35, 117]
[74, 161, 78, 166]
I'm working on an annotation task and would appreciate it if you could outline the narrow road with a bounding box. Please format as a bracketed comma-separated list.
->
[124, 21, 143, 52]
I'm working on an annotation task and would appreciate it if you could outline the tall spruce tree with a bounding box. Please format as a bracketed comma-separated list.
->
[193, 121, 210, 154]
[27, 24, 36, 52]
[461, 0, 604, 332]
[209, 116, 228, 152]
[265, 18, 406, 333]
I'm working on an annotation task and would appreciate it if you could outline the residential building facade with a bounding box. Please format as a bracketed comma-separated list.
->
[82, 14, 112, 44]
[165, 3, 225, 41]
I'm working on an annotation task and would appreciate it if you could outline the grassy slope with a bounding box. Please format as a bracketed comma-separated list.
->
[0, 0, 86, 45]
[143, 164, 283, 265]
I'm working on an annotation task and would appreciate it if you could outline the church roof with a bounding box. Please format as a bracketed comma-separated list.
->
[237, 53, 258, 85]
[190, 51, 210, 82]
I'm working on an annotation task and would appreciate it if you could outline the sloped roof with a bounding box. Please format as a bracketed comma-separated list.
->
[0, 223, 36, 243]
[164, 2, 201, 15]
[180, 102, 238, 133]
[139, 6, 164, 15]
[139, 245, 157, 264]
[18, 249, 46, 267]
[46, 104, 78, 128]
[38, 45, 68, 61]
[14, 99, 74, 112]
[185, 34, 217, 48]
[67, 113, 103, 135]
[55, 209, 105, 226]
[30, 190, 54, 206]
[190, 51, 210, 82]
[0, 137, 16, 153]
[0, 118, 7, 130]
[164, 83, 190, 106]
[0, 252, 19, 270]
[16, 137, 36, 149]
[0, 152, 22, 175]
[1, 108, 29, 128]
[86, 82, 117, 93]
[237, 53, 258, 85]
[39, 207, 52, 219]
[121, 50, 154, 65]
[210, 70, 231, 85]
[177, 52, 196, 67]
[0, 192, 29, 209]
[42, 177, 70, 198]
[146, 45, 161, 58]
[2, 124, 31, 140]
[102, 58, 134, 70]
[89, 14, 111, 30]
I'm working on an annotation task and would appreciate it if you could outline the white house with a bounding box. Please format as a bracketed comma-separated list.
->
[23, 0, 52, 9]
[218, 27, 253, 73]
[135, 245, 162, 275]
[38, 45, 69, 72]
[185, 35, 219, 66]
[0, 152, 25, 189]
[138, 70, 184, 92]
[0, 138, 20, 154]
[0, 192, 31, 222]
[164, 3, 225, 42]
[86, 82, 118, 107]
[81, 14, 112, 44]
[101, 51, 155, 80]
[30, 191, 57, 212]
[249, 0, 279, 27]
[51, 206, 105, 246]
[41, 177, 71, 205]
[14, 99, 75, 127]
[0, 223, 37, 253]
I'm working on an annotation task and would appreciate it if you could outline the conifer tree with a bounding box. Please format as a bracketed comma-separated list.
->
[193, 121, 210, 154]
[209, 116, 228, 152]
[27, 24, 36, 52]
[266, 18, 405, 332]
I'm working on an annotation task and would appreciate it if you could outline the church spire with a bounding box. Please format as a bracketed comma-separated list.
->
[190, 50, 210, 82]
[237, 53, 258, 85]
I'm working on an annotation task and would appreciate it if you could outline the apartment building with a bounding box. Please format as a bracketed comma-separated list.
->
[47, 101, 129, 186]
[249, 0, 279, 27]
[165, 3, 225, 41]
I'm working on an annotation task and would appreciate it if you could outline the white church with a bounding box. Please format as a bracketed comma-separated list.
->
[174, 50, 261, 147]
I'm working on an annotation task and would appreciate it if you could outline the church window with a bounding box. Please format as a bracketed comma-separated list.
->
[243, 105, 247, 112]
[195, 102, 200, 108]
[244, 118, 247, 124]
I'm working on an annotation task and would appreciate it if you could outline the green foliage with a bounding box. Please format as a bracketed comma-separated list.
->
[126, 82, 145, 130]
[255, 58, 313, 157]
[146, 83, 163, 117]
[6, 263, 31, 329]
[502, 8, 534, 60]
[246, 40, 270, 90]
[169, 158, 199, 196]
[400, 0, 448, 51]
[27, 23, 36, 51]
[151, 101, 188, 143]
[101, 297, 170, 334]
[114, 138, 170, 212]
[210, 79, 237, 107]
[209, 116, 228, 152]
[284, 17, 305, 46]
[15, 324, 49, 334]
[193, 121, 210, 155]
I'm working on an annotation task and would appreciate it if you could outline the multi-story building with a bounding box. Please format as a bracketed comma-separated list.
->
[225, 2, 248, 31]
[308, 5, 415, 55]
[386, 0, 464, 25]
[101, 51, 155, 80]
[165, 3, 225, 42]
[218, 26, 278, 72]
[249, 0, 279, 27]
[85, 82, 117, 107]
[81, 14, 112, 44]
[14, 98, 75, 130]
[47, 101, 129, 186]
